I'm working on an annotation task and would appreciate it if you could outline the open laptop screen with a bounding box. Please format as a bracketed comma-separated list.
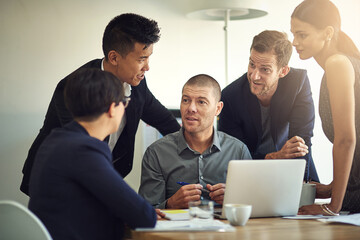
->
[222, 159, 305, 218]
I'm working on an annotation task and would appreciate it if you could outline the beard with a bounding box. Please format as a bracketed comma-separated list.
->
[249, 79, 278, 97]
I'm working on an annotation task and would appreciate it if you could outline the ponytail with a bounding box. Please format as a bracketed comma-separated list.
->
[338, 31, 360, 59]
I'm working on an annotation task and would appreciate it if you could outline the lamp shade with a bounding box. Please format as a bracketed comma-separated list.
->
[185, 0, 268, 85]
[186, 0, 268, 20]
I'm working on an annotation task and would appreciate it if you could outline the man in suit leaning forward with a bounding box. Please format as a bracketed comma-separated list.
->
[219, 30, 319, 182]
[21, 13, 180, 195]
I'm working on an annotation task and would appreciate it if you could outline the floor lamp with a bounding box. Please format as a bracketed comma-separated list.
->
[186, 0, 268, 85]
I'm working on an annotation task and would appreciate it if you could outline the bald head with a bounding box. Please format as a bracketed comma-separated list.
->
[182, 74, 221, 102]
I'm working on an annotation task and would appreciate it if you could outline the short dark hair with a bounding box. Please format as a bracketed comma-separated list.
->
[183, 74, 221, 102]
[102, 13, 160, 59]
[250, 30, 292, 68]
[64, 68, 124, 121]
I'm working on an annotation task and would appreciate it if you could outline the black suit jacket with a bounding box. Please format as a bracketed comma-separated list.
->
[219, 68, 319, 182]
[21, 59, 181, 195]
[29, 121, 156, 239]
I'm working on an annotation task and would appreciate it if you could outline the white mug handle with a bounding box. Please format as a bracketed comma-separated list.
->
[232, 207, 238, 223]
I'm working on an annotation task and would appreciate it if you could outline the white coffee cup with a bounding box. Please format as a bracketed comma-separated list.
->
[299, 183, 316, 207]
[224, 204, 252, 226]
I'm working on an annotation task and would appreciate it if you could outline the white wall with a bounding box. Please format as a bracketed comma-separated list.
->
[1, 0, 359, 206]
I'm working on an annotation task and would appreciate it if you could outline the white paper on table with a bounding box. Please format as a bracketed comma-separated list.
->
[317, 213, 360, 226]
[136, 219, 235, 232]
[161, 209, 190, 221]
[283, 215, 329, 220]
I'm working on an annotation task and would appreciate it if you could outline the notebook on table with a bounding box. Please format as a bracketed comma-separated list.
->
[220, 159, 306, 218]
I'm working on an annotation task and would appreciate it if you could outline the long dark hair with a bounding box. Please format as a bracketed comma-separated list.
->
[292, 0, 360, 59]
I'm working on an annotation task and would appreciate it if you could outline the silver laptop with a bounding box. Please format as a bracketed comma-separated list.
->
[221, 159, 305, 218]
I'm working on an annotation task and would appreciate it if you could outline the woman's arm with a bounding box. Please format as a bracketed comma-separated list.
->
[325, 54, 356, 213]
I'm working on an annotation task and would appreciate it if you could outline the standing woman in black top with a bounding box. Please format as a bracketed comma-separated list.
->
[291, 0, 360, 215]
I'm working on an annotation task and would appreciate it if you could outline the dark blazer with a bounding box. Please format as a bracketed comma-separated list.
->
[29, 121, 156, 240]
[219, 68, 319, 182]
[21, 59, 181, 194]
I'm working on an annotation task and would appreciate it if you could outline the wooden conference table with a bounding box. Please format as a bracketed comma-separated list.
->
[132, 217, 360, 240]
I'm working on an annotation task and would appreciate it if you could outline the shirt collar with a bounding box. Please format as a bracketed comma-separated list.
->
[212, 129, 221, 151]
[177, 128, 189, 154]
[101, 58, 105, 71]
[123, 83, 131, 97]
[101, 58, 131, 97]
[177, 127, 221, 155]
